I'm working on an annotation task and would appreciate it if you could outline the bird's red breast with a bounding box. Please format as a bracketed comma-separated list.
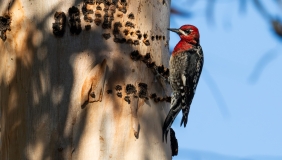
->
[172, 40, 195, 56]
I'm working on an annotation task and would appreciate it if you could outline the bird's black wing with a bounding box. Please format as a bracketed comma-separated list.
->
[180, 46, 204, 127]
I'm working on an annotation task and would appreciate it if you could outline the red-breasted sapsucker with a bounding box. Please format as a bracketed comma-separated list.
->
[163, 25, 204, 142]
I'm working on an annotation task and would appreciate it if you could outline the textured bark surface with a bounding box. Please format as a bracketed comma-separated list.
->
[0, 0, 171, 159]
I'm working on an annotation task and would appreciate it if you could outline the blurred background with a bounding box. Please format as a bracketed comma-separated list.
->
[169, 0, 282, 159]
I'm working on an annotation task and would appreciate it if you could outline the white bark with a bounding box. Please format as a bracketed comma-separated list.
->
[0, 0, 171, 159]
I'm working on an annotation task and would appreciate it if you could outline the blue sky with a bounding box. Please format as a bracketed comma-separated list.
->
[169, 1, 282, 159]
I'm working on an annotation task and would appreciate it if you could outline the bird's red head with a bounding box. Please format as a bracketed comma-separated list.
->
[168, 25, 200, 45]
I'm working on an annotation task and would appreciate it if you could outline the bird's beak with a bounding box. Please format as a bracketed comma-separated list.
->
[168, 28, 181, 34]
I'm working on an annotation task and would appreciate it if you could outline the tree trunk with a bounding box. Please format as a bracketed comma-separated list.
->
[0, 0, 171, 159]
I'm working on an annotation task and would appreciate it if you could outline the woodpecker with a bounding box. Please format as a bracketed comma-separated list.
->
[163, 25, 204, 142]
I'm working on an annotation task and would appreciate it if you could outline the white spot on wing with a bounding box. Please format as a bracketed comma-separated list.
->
[181, 74, 186, 86]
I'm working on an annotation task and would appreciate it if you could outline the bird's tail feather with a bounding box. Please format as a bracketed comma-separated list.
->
[180, 107, 190, 127]
[180, 86, 191, 127]
[162, 93, 181, 142]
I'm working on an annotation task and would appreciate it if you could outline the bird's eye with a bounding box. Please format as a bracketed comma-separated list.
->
[185, 29, 191, 34]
